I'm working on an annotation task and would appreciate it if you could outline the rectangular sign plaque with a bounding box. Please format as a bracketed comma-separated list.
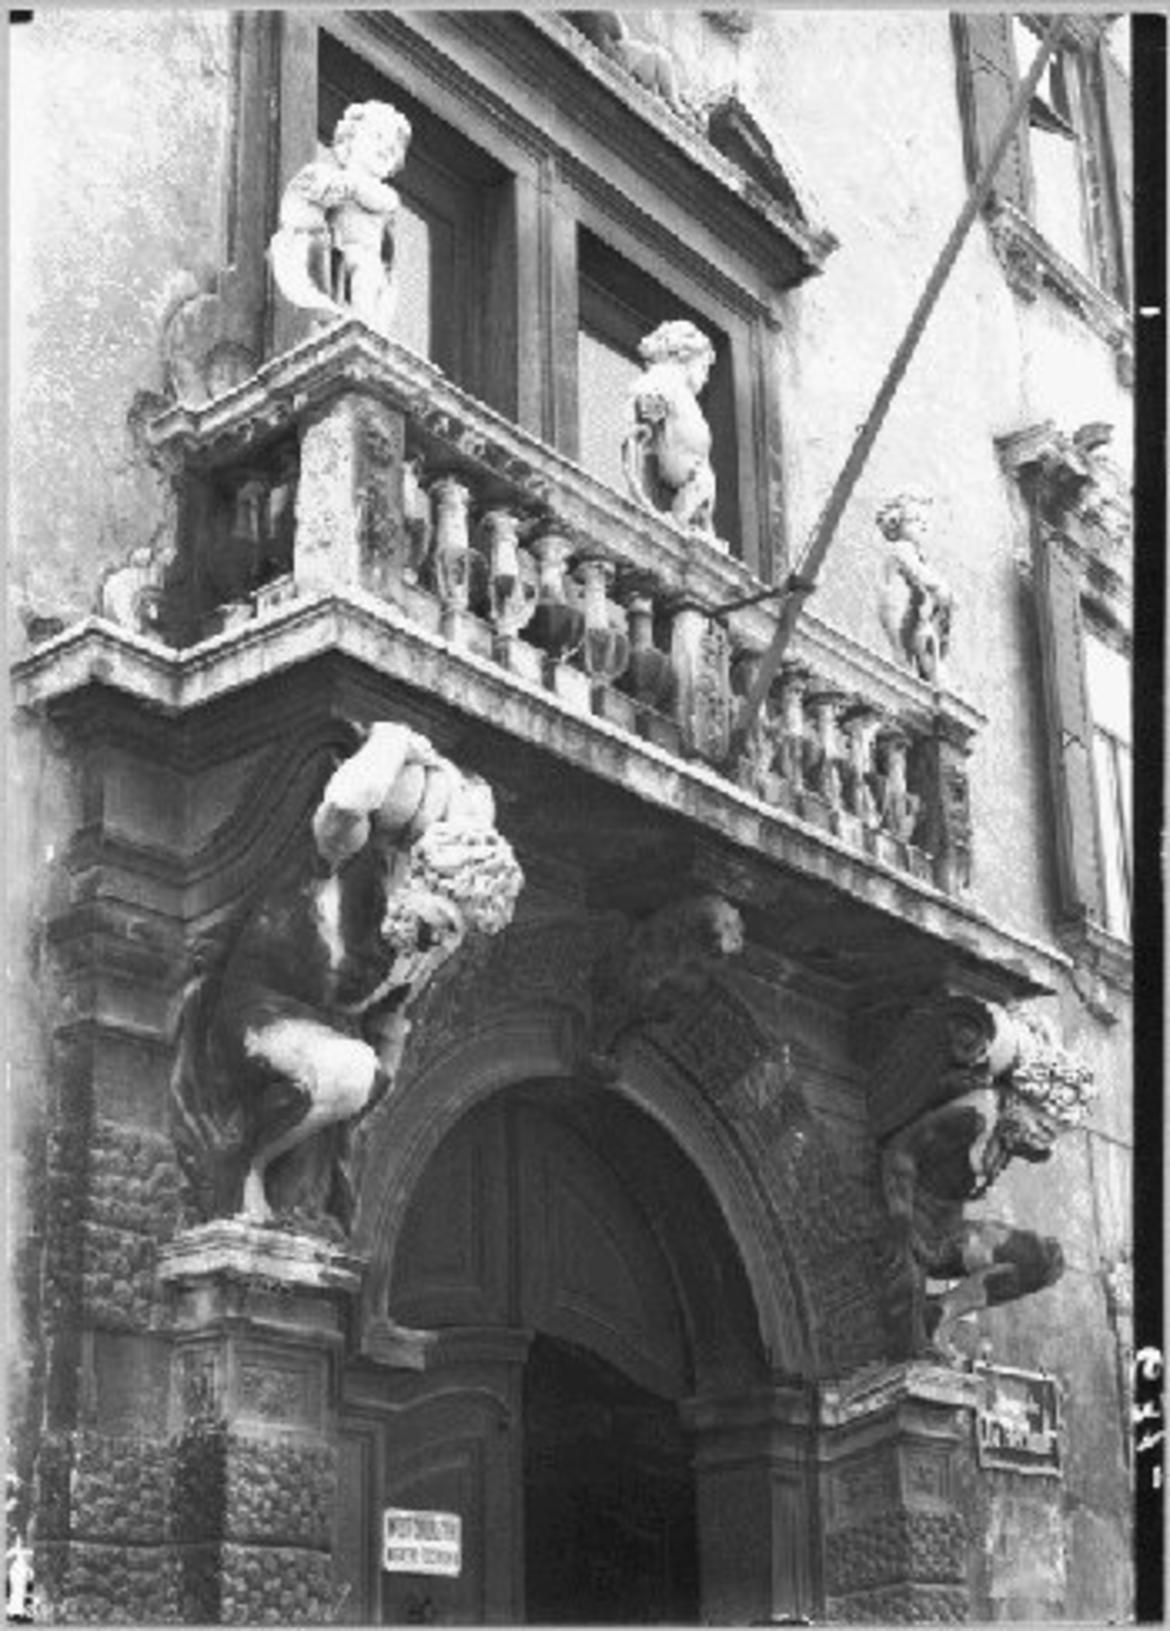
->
[382, 1508, 463, 1577]
[974, 1363, 1062, 1475]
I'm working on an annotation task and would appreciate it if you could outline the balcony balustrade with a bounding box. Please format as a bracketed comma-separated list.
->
[145, 320, 982, 898]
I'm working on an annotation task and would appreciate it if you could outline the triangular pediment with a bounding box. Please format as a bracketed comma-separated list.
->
[704, 90, 832, 245]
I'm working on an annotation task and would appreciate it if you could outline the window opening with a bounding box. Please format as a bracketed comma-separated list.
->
[1012, 18, 1092, 275]
[1085, 628, 1132, 937]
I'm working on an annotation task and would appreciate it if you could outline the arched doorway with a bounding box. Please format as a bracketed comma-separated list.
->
[339, 1078, 772, 1624]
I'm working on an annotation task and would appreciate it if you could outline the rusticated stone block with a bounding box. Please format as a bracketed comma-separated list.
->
[220, 1543, 337, 1624]
[70, 1432, 171, 1546]
[34, 1540, 179, 1624]
[825, 1581, 969, 1623]
[225, 1438, 337, 1550]
[171, 1423, 229, 1546]
[32, 1432, 73, 1541]
[82, 1221, 161, 1329]
[826, 1509, 968, 1595]
[81, 1120, 182, 1330]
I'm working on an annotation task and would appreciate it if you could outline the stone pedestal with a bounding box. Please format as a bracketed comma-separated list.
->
[913, 721, 975, 895]
[685, 1383, 817, 1625]
[158, 1221, 364, 1625]
[294, 392, 407, 598]
[819, 1361, 980, 1624]
[669, 604, 731, 761]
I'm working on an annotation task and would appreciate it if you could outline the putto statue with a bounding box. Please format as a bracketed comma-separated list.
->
[881, 1005, 1095, 1359]
[623, 320, 724, 547]
[171, 724, 524, 1234]
[875, 491, 954, 683]
[269, 101, 412, 337]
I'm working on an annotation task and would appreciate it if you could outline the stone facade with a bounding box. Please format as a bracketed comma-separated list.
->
[9, 9, 1135, 1625]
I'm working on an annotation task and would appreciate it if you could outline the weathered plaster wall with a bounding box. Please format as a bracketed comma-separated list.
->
[7, 7, 234, 1550]
[10, 10, 234, 635]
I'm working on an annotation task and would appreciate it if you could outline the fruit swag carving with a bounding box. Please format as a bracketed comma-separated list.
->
[171, 725, 524, 1235]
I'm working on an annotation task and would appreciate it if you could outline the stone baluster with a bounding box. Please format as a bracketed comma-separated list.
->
[401, 456, 432, 587]
[259, 445, 299, 589]
[730, 650, 780, 803]
[669, 604, 731, 762]
[430, 476, 473, 644]
[805, 689, 846, 815]
[529, 528, 588, 710]
[294, 392, 406, 598]
[577, 558, 632, 726]
[624, 593, 681, 752]
[479, 508, 540, 683]
[775, 666, 809, 794]
[874, 724, 922, 866]
[840, 704, 882, 828]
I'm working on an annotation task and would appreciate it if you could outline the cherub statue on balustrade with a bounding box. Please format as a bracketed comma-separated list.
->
[171, 723, 523, 1235]
[270, 101, 412, 337]
[623, 320, 724, 547]
[876, 491, 954, 683]
[881, 1008, 1094, 1360]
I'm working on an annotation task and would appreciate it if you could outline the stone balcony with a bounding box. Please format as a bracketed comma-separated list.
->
[12, 320, 1064, 993]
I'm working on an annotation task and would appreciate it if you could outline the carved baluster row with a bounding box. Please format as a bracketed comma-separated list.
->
[732, 659, 940, 878]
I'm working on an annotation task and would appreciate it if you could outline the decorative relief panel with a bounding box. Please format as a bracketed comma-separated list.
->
[237, 1358, 323, 1431]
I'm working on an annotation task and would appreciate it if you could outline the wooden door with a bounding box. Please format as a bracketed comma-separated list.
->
[339, 1087, 697, 1624]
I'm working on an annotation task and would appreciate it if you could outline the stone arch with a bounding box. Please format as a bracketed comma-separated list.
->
[351, 910, 888, 1380]
[351, 966, 813, 1379]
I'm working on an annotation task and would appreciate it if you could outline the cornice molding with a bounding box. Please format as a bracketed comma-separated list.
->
[986, 201, 1133, 379]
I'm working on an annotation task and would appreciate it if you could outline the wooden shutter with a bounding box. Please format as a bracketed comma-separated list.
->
[1098, 45, 1133, 304]
[1034, 532, 1106, 926]
[951, 14, 1032, 214]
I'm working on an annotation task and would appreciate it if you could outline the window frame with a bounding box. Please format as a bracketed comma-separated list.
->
[999, 421, 1133, 989]
[952, 13, 1133, 360]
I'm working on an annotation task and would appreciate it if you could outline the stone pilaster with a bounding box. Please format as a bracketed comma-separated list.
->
[294, 391, 407, 598]
[684, 1382, 818, 1625]
[158, 1221, 364, 1624]
[819, 1361, 979, 1624]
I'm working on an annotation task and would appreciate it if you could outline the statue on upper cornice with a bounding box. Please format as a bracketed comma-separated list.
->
[880, 1002, 1095, 1359]
[565, 12, 703, 126]
[170, 723, 523, 1236]
[269, 101, 412, 338]
[623, 320, 726, 548]
[875, 490, 955, 684]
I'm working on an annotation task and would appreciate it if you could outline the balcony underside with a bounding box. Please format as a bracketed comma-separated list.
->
[14, 592, 1064, 1009]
